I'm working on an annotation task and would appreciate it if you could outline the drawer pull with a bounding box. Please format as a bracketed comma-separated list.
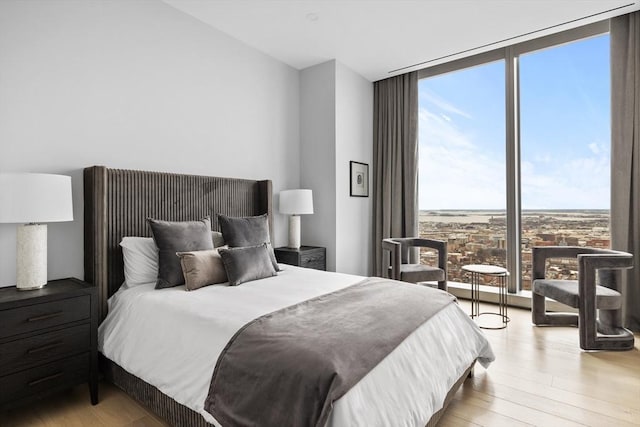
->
[27, 311, 63, 322]
[27, 341, 62, 354]
[28, 372, 63, 387]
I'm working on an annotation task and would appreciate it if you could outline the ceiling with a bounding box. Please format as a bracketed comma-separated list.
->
[163, 0, 640, 82]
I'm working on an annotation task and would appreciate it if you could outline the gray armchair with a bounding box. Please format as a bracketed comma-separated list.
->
[532, 246, 634, 351]
[382, 237, 447, 291]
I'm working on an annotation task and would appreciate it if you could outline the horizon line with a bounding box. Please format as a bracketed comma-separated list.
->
[419, 209, 610, 212]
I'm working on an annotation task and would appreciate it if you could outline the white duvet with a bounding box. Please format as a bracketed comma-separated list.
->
[99, 265, 494, 427]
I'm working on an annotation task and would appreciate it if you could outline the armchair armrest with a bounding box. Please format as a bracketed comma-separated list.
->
[383, 238, 448, 282]
[532, 246, 633, 294]
[406, 238, 448, 280]
[578, 251, 633, 294]
[532, 246, 600, 281]
[405, 238, 446, 251]
[578, 251, 632, 347]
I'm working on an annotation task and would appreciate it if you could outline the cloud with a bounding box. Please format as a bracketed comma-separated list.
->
[418, 109, 474, 149]
[534, 153, 552, 163]
[418, 105, 504, 210]
[419, 104, 610, 210]
[420, 89, 472, 120]
[521, 153, 609, 209]
[588, 141, 608, 156]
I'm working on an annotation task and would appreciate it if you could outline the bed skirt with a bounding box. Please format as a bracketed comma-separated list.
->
[100, 355, 475, 427]
[101, 356, 213, 427]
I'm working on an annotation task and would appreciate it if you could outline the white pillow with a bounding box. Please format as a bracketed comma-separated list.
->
[120, 232, 221, 288]
[120, 237, 158, 287]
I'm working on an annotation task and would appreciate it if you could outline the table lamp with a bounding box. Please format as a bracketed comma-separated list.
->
[279, 189, 313, 249]
[0, 173, 73, 290]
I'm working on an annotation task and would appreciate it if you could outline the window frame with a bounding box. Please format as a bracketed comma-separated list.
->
[417, 20, 610, 293]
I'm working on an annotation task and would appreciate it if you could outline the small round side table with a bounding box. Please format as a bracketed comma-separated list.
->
[462, 264, 510, 329]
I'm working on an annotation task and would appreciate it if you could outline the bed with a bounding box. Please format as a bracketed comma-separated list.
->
[84, 166, 494, 427]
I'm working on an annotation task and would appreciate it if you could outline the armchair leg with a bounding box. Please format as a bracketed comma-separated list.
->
[580, 325, 635, 350]
[532, 292, 546, 325]
[532, 292, 578, 326]
[579, 309, 635, 351]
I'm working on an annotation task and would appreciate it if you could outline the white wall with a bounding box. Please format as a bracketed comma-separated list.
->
[335, 63, 373, 275]
[299, 61, 337, 271]
[0, 0, 300, 287]
[299, 60, 373, 275]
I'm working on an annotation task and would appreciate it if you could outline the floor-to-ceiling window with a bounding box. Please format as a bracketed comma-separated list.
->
[418, 61, 506, 286]
[418, 21, 611, 292]
[519, 34, 611, 290]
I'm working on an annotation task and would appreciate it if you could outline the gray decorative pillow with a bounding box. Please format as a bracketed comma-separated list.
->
[218, 214, 280, 271]
[148, 217, 213, 289]
[218, 243, 278, 286]
[177, 247, 228, 291]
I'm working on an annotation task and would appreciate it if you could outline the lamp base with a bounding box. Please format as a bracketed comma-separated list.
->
[287, 215, 301, 249]
[16, 224, 47, 291]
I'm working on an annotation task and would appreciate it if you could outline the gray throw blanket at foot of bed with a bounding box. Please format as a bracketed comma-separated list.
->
[205, 277, 456, 427]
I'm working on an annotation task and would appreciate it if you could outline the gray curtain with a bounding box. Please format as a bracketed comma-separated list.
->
[611, 11, 640, 331]
[372, 72, 419, 276]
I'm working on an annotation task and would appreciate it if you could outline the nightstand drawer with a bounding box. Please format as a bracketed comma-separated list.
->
[303, 260, 326, 270]
[275, 246, 326, 271]
[0, 352, 89, 405]
[300, 249, 326, 270]
[301, 251, 324, 264]
[0, 323, 90, 376]
[0, 295, 90, 339]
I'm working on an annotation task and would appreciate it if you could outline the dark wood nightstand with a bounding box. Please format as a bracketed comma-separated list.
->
[275, 246, 326, 271]
[0, 278, 98, 410]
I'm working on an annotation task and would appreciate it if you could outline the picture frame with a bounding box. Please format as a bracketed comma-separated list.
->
[350, 161, 369, 197]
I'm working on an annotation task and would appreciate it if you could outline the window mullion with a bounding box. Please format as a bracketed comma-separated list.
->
[505, 46, 521, 293]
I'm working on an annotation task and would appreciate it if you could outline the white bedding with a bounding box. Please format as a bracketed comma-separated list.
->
[99, 265, 494, 427]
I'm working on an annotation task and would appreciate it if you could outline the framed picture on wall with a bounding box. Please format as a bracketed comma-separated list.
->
[350, 161, 369, 197]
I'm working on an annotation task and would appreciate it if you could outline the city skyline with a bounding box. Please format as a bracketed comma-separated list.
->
[418, 33, 610, 211]
[419, 209, 610, 290]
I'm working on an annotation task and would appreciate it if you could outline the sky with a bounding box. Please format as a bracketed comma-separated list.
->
[418, 34, 610, 210]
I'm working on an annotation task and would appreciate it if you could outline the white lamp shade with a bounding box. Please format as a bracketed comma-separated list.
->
[0, 173, 73, 223]
[279, 189, 313, 215]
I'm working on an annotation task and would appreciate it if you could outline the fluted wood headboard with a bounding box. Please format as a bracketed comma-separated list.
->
[83, 166, 273, 320]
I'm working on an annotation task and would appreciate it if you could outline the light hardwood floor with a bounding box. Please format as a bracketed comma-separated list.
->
[1, 302, 639, 427]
